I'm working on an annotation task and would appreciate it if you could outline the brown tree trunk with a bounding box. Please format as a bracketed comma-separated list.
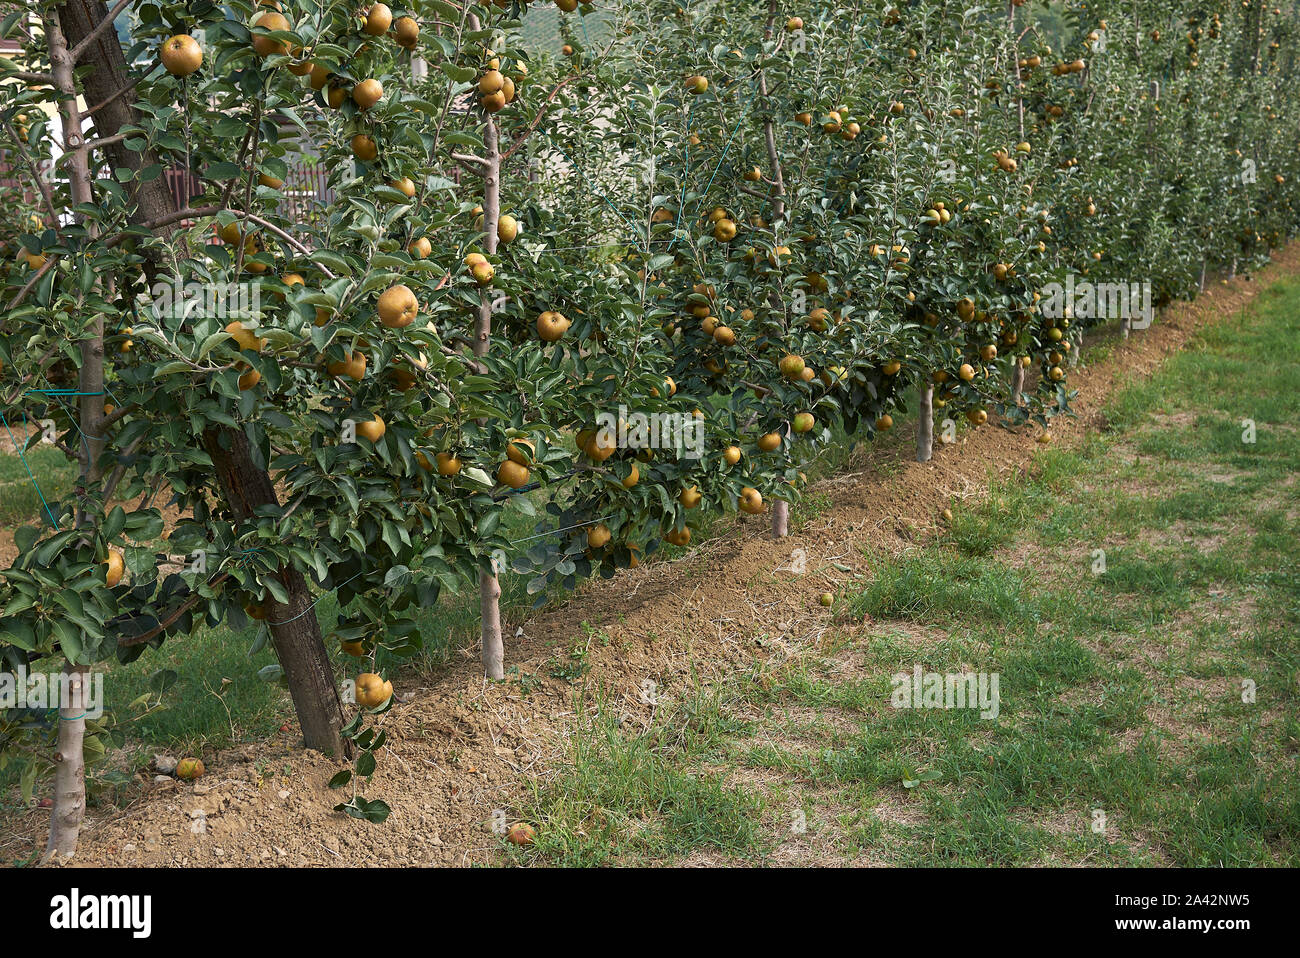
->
[56, 0, 178, 233]
[770, 499, 789, 538]
[42, 664, 88, 863]
[203, 427, 349, 756]
[916, 383, 934, 462]
[479, 568, 504, 679]
[1011, 363, 1024, 405]
[57, 2, 347, 755]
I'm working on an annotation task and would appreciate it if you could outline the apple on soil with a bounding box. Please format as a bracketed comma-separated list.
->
[505, 823, 535, 845]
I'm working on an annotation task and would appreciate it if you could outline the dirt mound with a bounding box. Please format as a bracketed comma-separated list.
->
[7, 245, 1298, 867]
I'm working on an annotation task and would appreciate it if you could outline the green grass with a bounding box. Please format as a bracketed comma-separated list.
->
[518, 276, 1300, 866]
[514, 687, 767, 866]
[0, 441, 75, 527]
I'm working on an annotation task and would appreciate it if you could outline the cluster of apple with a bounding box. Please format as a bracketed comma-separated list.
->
[477, 54, 523, 114]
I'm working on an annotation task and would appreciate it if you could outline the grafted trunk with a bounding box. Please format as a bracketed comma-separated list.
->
[1011, 363, 1024, 405]
[203, 427, 349, 756]
[42, 664, 88, 863]
[916, 383, 934, 462]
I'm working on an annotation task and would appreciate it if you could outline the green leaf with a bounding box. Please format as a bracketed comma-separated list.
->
[439, 63, 477, 84]
[206, 161, 243, 181]
[356, 750, 376, 777]
[328, 769, 353, 788]
[311, 250, 352, 275]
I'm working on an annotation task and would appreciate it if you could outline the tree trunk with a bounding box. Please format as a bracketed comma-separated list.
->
[203, 426, 349, 756]
[469, 17, 506, 680]
[759, 1, 790, 540]
[916, 383, 934, 462]
[58, 1, 346, 754]
[770, 500, 789, 538]
[479, 569, 504, 680]
[42, 8, 97, 866]
[42, 663, 88, 864]
[56, 1, 178, 234]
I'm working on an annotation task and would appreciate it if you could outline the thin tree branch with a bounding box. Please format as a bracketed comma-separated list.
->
[5, 257, 58, 311]
[84, 78, 139, 117]
[1, 120, 59, 222]
[84, 131, 129, 151]
[500, 75, 582, 164]
[69, 0, 136, 60]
